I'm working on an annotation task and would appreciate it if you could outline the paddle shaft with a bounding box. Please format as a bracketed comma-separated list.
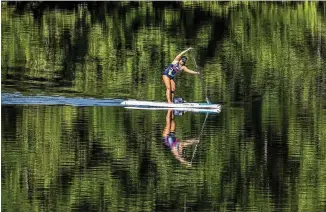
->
[189, 50, 211, 104]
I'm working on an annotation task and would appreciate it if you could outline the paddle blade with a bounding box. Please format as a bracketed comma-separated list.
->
[205, 97, 211, 104]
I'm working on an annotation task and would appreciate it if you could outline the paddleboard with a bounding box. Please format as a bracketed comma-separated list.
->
[121, 100, 221, 109]
[124, 106, 220, 113]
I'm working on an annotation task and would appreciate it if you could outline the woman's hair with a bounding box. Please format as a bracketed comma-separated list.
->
[181, 56, 187, 64]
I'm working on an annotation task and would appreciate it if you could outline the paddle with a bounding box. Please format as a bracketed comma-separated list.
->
[199, 71, 211, 104]
[189, 49, 211, 104]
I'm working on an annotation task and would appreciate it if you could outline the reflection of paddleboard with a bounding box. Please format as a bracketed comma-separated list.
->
[121, 100, 221, 110]
[124, 106, 221, 114]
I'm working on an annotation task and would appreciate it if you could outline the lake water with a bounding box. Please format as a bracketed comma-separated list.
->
[1, 2, 326, 211]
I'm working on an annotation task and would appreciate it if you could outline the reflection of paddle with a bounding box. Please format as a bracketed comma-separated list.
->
[189, 49, 211, 104]
[190, 112, 209, 165]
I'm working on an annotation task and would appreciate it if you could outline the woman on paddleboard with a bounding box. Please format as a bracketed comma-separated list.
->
[162, 47, 200, 103]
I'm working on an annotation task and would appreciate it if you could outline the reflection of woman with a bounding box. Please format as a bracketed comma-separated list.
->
[162, 110, 199, 166]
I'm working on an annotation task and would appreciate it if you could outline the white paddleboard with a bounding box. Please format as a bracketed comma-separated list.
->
[124, 106, 221, 113]
[121, 100, 221, 109]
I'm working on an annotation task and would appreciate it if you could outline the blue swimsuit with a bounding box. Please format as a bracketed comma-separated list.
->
[162, 63, 182, 80]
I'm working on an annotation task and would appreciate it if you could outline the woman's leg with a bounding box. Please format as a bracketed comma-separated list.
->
[162, 75, 172, 103]
[170, 79, 176, 102]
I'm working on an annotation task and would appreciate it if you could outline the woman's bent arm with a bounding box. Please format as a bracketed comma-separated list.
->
[174, 47, 192, 61]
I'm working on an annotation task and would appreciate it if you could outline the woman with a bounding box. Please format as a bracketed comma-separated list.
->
[162, 47, 200, 103]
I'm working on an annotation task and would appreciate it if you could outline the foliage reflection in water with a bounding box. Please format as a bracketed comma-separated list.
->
[1, 1, 326, 212]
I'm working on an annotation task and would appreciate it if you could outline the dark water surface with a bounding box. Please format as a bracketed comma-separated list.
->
[2, 2, 326, 211]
